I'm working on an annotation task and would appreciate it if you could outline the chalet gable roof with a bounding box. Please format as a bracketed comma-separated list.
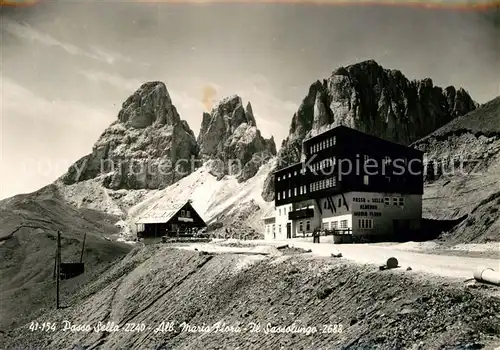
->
[136, 199, 196, 225]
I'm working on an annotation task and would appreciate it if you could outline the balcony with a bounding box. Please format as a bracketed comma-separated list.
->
[288, 208, 314, 221]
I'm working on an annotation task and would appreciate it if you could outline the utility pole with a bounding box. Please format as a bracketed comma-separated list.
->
[80, 232, 87, 263]
[56, 230, 61, 309]
[53, 248, 57, 280]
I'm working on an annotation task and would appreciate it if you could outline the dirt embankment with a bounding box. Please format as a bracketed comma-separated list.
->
[2, 246, 500, 350]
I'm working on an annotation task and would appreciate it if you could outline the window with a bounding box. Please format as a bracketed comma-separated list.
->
[332, 176, 337, 187]
[363, 175, 369, 186]
[288, 189, 291, 197]
[283, 191, 286, 199]
[294, 171, 297, 176]
[340, 220, 348, 229]
[294, 188, 297, 196]
[278, 225, 282, 233]
[180, 210, 185, 217]
[306, 220, 311, 231]
[398, 197, 405, 207]
[278, 209, 281, 216]
[299, 187, 303, 195]
[323, 222, 329, 230]
[277, 176, 280, 181]
[338, 198, 342, 207]
[284, 207, 287, 215]
[359, 219, 373, 229]
[186, 210, 191, 218]
[322, 140, 326, 149]
[333, 136, 336, 145]
[331, 221, 338, 230]
[272, 224, 275, 233]
[288, 173, 291, 178]
[299, 221, 303, 232]
[392, 197, 398, 206]
[277, 193, 281, 200]
[384, 197, 390, 206]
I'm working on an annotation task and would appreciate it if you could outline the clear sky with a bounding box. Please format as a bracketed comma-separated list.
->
[1, 1, 499, 199]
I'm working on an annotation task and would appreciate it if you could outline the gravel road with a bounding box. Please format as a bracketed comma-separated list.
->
[180, 239, 500, 280]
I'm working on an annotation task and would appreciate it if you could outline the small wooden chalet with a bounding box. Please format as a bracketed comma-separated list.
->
[136, 199, 206, 239]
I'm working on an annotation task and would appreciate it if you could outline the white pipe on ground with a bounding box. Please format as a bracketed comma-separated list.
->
[473, 267, 500, 286]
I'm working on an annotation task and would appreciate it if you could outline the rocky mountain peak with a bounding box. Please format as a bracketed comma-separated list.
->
[60, 82, 199, 190]
[117, 81, 182, 129]
[261, 60, 477, 201]
[197, 95, 276, 182]
[245, 101, 256, 126]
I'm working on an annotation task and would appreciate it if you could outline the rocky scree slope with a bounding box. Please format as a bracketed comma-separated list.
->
[198, 95, 276, 182]
[262, 59, 476, 201]
[3, 247, 500, 349]
[413, 96, 500, 243]
[60, 82, 199, 190]
[123, 159, 276, 239]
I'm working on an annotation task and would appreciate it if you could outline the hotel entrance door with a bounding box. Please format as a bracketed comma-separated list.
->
[286, 223, 292, 239]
